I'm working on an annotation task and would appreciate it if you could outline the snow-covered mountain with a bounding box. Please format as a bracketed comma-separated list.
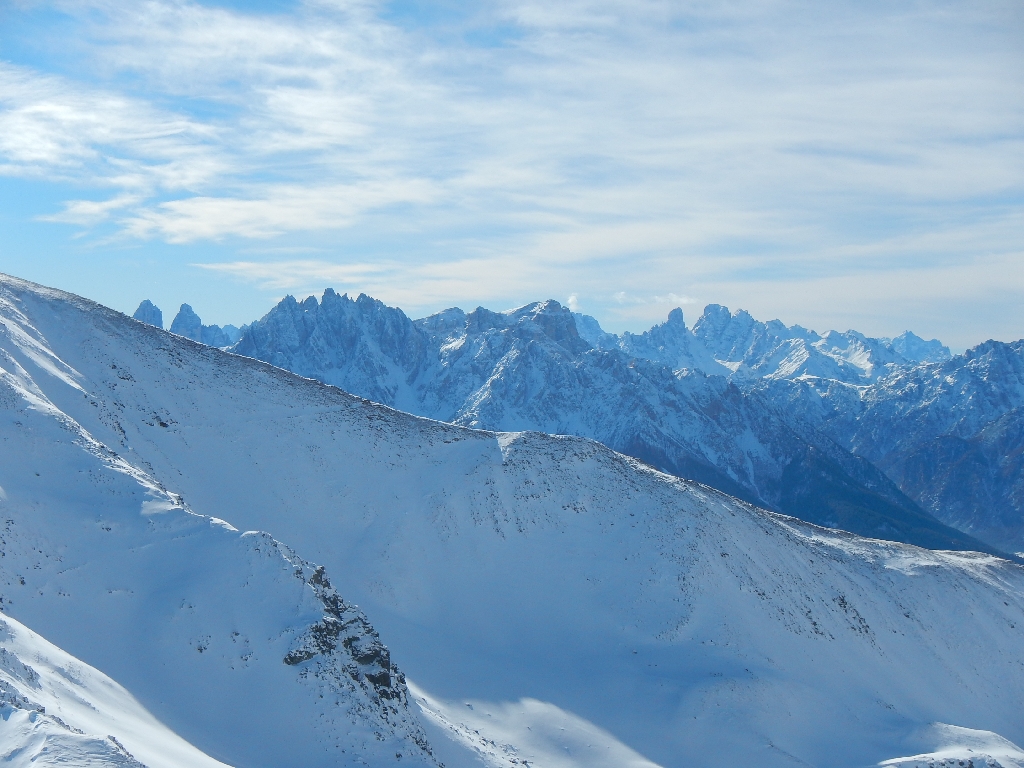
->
[585, 303, 949, 382]
[580, 304, 1023, 552]
[4, 273, 1023, 767]
[0, 279, 436, 767]
[231, 291, 990, 554]
[760, 339, 1024, 552]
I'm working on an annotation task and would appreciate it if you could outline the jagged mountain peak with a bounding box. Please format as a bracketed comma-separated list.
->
[504, 299, 588, 351]
[169, 303, 202, 340]
[166, 303, 242, 348]
[416, 306, 467, 341]
[132, 299, 163, 329]
[889, 330, 952, 364]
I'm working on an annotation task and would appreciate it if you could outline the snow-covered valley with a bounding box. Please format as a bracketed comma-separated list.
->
[3, 273, 1024, 767]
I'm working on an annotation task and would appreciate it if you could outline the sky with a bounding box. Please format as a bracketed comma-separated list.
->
[0, 0, 1022, 349]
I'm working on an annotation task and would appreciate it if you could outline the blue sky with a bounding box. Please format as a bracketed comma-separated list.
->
[1, 0, 1022, 348]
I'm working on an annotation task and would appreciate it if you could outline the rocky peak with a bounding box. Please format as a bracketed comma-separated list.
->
[167, 303, 243, 348]
[888, 331, 951, 364]
[132, 300, 163, 329]
[464, 306, 507, 335]
[170, 303, 203, 341]
[518, 300, 588, 353]
[416, 307, 468, 342]
[692, 303, 732, 339]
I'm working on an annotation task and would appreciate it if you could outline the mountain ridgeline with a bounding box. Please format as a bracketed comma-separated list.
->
[221, 289, 1009, 556]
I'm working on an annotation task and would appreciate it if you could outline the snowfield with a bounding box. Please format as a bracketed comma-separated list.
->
[0, 612, 231, 767]
[1, 273, 1023, 767]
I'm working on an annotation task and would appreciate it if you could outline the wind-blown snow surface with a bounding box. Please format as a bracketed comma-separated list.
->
[0, 613, 230, 767]
[2, 274, 1024, 767]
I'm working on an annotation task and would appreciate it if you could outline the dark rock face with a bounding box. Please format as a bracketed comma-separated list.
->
[230, 291, 997, 556]
[285, 564, 407, 706]
[132, 300, 163, 329]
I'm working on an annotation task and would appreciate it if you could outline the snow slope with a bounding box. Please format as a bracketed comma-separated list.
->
[4, 274, 1023, 767]
[0, 279, 437, 767]
[880, 724, 1024, 768]
[0, 613, 232, 767]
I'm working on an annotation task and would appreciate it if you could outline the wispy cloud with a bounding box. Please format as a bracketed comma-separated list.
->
[122, 180, 438, 242]
[194, 259, 394, 291]
[0, 0, 1022, 341]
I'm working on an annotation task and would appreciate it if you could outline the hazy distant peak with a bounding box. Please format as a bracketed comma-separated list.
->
[132, 299, 162, 329]
[168, 302, 242, 348]
[572, 312, 617, 350]
[170, 303, 202, 341]
[888, 330, 952, 363]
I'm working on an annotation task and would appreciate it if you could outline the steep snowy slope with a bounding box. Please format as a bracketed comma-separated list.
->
[0, 613, 231, 768]
[0, 280, 437, 767]
[6, 274, 1024, 768]
[232, 291, 991, 554]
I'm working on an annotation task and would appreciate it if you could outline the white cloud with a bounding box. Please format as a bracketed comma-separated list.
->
[194, 259, 393, 291]
[121, 179, 437, 242]
[37, 194, 142, 226]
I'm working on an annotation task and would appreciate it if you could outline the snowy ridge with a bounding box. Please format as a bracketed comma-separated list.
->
[2, 273, 1022, 766]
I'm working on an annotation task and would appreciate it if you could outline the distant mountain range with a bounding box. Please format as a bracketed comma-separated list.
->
[134, 300, 244, 347]
[133, 293, 1023, 554]
[580, 302, 950, 382]
[127, 291, 1010, 556]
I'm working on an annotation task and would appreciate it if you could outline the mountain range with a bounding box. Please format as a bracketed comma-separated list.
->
[198, 290, 1016, 555]
[4, 272, 1024, 767]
